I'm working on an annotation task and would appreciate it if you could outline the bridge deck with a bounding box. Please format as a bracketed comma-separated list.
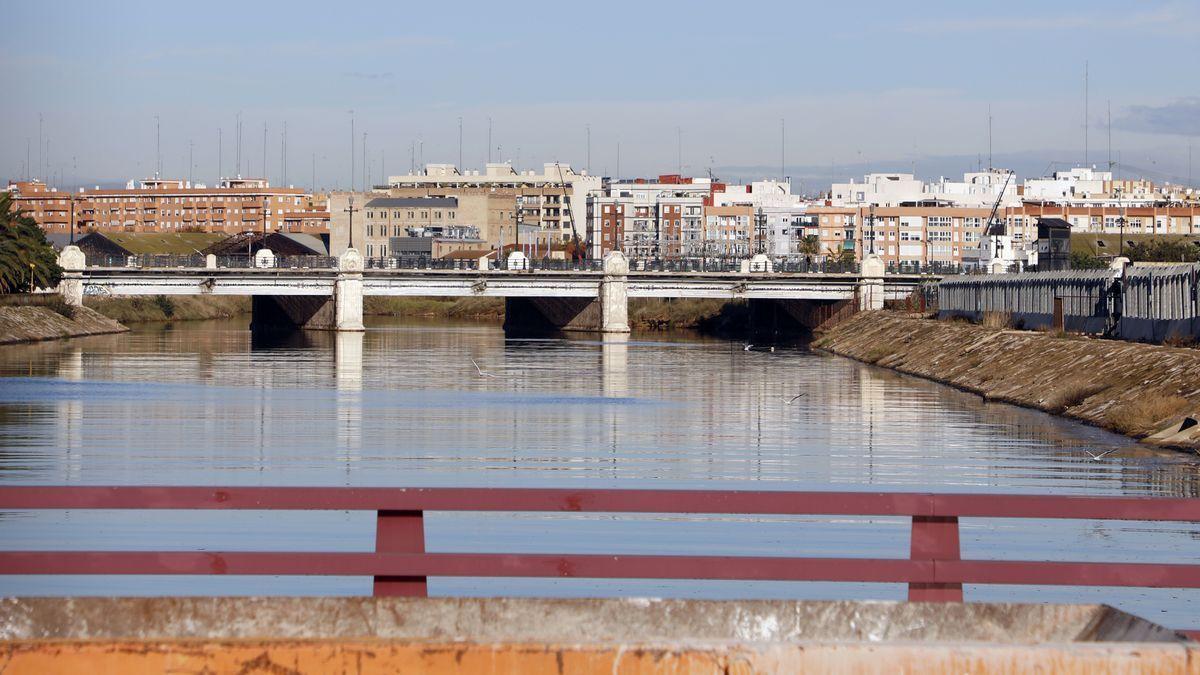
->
[79, 268, 929, 300]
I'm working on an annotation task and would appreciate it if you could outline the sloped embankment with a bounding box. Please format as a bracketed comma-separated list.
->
[814, 312, 1200, 453]
[0, 305, 128, 345]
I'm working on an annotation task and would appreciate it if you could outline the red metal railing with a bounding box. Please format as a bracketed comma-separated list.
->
[1, 487, 1198, 603]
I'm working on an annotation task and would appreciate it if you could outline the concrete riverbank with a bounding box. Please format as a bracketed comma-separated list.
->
[0, 304, 127, 345]
[815, 312, 1200, 453]
[1, 597, 1192, 673]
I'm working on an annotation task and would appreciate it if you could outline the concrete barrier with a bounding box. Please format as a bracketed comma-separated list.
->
[1, 597, 1194, 673]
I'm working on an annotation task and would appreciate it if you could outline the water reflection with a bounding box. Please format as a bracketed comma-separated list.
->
[0, 318, 1198, 622]
[336, 331, 363, 468]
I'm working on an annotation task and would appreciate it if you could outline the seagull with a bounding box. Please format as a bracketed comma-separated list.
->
[744, 344, 753, 351]
[1084, 449, 1117, 461]
[471, 358, 501, 379]
[785, 392, 807, 404]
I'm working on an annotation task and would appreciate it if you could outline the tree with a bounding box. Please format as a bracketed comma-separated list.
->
[1069, 250, 1108, 270]
[832, 247, 857, 266]
[0, 193, 63, 294]
[798, 234, 821, 264]
[1124, 239, 1200, 263]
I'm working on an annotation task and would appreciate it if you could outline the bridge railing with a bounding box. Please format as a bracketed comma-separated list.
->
[1, 486, 1197, 602]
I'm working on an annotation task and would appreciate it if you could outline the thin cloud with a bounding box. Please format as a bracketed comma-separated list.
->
[900, 4, 1199, 35]
[343, 72, 396, 81]
[1115, 98, 1200, 136]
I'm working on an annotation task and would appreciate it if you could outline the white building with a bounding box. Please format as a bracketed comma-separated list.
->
[832, 171, 1017, 209]
[1022, 167, 1111, 203]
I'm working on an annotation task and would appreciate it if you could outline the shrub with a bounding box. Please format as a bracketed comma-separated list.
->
[981, 311, 1011, 330]
[1107, 395, 1192, 436]
[152, 295, 176, 318]
[1043, 382, 1107, 414]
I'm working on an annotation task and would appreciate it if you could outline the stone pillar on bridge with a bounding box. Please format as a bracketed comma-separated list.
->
[600, 251, 630, 334]
[57, 245, 86, 307]
[335, 248, 365, 332]
[859, 255, 885, 311]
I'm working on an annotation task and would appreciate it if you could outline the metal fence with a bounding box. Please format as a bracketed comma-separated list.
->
[938, 270, 1117, 334]
[938, 263, 1200, 342]
[1120, 264, 1200, 342]
[87, 254, 339, 270]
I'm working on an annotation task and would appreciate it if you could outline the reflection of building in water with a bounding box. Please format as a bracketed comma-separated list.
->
[335, 331, 363, 468]
[56, 348, 84, 483]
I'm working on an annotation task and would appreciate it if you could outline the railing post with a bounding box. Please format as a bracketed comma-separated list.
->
[373, 509, 427, 597]
[908, 515, 962, 602]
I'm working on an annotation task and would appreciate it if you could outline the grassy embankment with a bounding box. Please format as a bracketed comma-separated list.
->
[84, 296, 250, 323]
[362, 296, 751, 333]
[74, 293, 754, 333]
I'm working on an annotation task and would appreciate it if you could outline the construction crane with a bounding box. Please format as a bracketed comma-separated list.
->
[552, 161, 587, 261]
[984, 170, 1014, 268]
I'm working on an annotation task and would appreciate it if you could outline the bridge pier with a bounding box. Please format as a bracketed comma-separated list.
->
[250, 249, 364, 333]
[57, 246, 85, 307]
[334, 248, 365, 332]
[502, 252, 630, 334]
[858, 255, 885, 311]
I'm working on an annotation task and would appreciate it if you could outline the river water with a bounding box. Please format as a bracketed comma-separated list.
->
[1, 318, 1197, 627]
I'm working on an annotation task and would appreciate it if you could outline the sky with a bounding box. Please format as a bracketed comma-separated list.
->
[2, 0, 1198, 193]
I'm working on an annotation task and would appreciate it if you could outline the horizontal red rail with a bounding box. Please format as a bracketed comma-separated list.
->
[2, 552, 1198, 589]
[1, 487, 1198, 605]
[1, 486, 1197, 520]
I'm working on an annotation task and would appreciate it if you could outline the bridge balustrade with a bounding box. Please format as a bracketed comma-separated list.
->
[1, 486, 1196, 605]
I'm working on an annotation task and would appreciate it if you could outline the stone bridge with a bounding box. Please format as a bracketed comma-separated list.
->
[57, 247, 931, 334]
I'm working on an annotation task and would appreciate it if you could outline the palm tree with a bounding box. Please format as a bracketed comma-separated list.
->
[0, 193, 63, 294]
[798, 234, 821, 267]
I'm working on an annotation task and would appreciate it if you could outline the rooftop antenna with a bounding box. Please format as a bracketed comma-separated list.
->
[155, 114, 161, 178]
[586, 123, 591, 174]
[188, 140, 193, 186]
[616, 141, 620, 180]
[262, 122, 267, 182]
[282, 121, 288, 186]
[1083, 60, 1089, 167]
[362, 131, 367, 189]
[988, 104, 993, 171]
[487, 117, 492, 164]
[348, 109, 355, 192]
[457, 116, 463, 170]
[780, 118, 785, 181]
[218, 128, 222, 181]
[676, 126, 682, 175]
[37, 113, 42, 183]
[381, 149, 385, 186]
[1107, 100, 1112, 171]
[236, 112, 242, 176]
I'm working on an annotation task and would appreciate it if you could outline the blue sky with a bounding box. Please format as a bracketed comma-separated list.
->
[3, 0, 1197, 190]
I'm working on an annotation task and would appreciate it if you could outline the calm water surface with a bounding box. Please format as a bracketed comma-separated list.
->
[1, 318, 1197, 626]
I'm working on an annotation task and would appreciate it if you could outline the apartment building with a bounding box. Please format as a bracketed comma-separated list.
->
[703, 205, 754, 257]
[8, 178, 328, 236]
[586, 176, 710, 258]
[384, 163, 602, 249]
